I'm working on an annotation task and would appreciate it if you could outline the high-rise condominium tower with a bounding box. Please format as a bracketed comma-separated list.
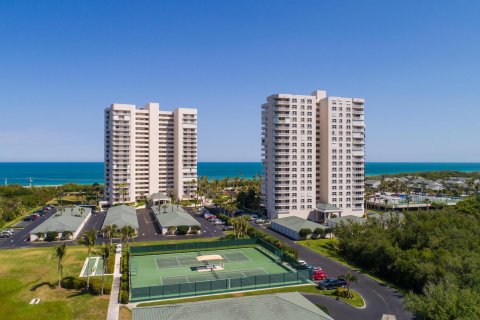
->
[104, 103, 197, 205]
[261, 90, 365, 220]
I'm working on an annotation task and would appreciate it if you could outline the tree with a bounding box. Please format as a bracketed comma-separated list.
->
[298, 228, 312, 239]
[97, 244, 112, 295]
[383, 199, 389, 212]
[313, 228, 325, 239]
[120, 226, 135, 247]
[167, 226, 176, 235]
[81, 229, 97, 290]
[117, 182, 128, 204]
[52, 244, 66, 288]
[102, 224, 117, 245]
[176, 225, 189, 235]
[338, 272, 358, 299]
[62, 231, 73, 240]
[191, 225, 201, 234]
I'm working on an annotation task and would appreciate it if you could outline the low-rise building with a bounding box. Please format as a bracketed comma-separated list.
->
[270, 216, 327, 240]
[326, 215, 366, 228]
[147, 192, 171, 207]
[365, 180, 381, 188]
[102, 205, 139, 234]
[152, 204, 201, 235]
[132, 292, 333, 320]
[30, 206, 91, 241]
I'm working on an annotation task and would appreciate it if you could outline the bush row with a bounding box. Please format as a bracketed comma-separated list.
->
[60, 276, 111, 295]
[119, 251, 130, 304]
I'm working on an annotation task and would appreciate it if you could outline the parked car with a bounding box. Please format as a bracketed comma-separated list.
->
[212, 219, 225, 225]
[205, 215, 217, 220]
[312, 269, 328, 281]
[317, 278, 347, 290]
[223, 225, 234, 231]
[254, 218, 265, 224]
[298, 259, 307, 266]
[23, 215, 36, 221]
[0, 232, 11, 238]
[203, 212, 214, 219]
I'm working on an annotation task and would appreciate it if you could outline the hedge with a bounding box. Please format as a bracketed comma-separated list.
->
[60, 276, 111, 295]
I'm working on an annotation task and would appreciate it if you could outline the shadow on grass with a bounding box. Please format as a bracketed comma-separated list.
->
[66, 290, 90, 298]
[30, 282, 56, 291]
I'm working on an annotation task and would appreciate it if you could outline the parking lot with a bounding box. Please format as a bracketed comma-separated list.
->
[135, 207, 225, 242]
[0, 207, 58, 249]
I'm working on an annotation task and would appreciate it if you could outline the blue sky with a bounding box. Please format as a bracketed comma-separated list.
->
[0, 0, 479, 162]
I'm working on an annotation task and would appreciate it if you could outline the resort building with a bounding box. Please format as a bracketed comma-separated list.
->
[152, 204, 201, 235]
[29, 206, 91, 241]
[270, 216, 327, 240]
[102, 205, 139, 234]
[261, 89, 365, 221]
[104, 103, 197, 205]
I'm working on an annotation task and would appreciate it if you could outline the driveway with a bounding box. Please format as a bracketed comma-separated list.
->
[251, 223, 412, 320]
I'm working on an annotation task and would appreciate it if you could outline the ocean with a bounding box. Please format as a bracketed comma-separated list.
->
[0, 162, 479, 186]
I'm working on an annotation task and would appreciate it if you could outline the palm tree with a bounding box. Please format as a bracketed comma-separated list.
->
[52, 244, 67, 288]
[383, 199, 389, 212]
[81, 229, 97, 290]
[117, 182, 128, 204]
[97, 244, 112, 295]
[102, 224, 117, 246]
[338, 272, 358, 299]
[405, 195, 412, 212]
[120, 226, 136, 247]
[162, 204, 168, 213]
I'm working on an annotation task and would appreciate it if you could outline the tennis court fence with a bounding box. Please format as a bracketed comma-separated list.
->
[130, 269, 311, 302]
[129, 238, 257, 255]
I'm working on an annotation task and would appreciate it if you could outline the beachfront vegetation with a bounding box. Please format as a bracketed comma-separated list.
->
[0, 183, 104, 227]
[197, 175, 262, 215]
[333, 195, 480, 319]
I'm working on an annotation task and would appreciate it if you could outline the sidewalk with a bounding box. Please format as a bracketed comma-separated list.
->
[106, 252, 122, 320]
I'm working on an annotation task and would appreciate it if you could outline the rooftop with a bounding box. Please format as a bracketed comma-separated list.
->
[103, 205, 139, 230]
[132, 292, 333, 320]
[152, 204, 200, 227]
[31, 206, 91, 234]
[147, 192, 170, 201]
[327, 215, 366, 225]
[272, 216, 327, 232]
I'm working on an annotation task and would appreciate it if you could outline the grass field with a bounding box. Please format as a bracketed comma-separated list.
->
[0, 246, 111, 320]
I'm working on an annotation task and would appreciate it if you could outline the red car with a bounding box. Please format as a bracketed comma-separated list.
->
[312, 269, 328, 281]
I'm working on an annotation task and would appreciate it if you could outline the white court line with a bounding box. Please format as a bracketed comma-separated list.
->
[159, 276, 163, 285]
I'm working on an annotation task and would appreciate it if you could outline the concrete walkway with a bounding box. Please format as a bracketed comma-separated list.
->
[106, 252, 122, 320]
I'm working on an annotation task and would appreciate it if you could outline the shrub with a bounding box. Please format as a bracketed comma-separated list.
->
[89, 277, 112, 295]
[119, 290, 129, 304]
[334, 287, 349, 298]
[45, 231, 58, 242]
[298, 228, 312, 238]
[61, 276, 86, 290]
[176, 225, 189, 235]
[190, 225, 201, 234]
[121, 281, 129, 291]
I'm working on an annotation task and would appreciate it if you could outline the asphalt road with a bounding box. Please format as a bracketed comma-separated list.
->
[251, 223, 412, 320]
[0, 208, 58, 249]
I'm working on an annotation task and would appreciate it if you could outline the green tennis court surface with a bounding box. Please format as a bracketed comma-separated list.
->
[130, 247, 311, 301]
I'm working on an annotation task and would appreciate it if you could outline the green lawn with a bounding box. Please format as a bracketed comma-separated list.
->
[136, 284, 364, 308]
[0, 246, 111, 320]
[298, 239, 405, 293]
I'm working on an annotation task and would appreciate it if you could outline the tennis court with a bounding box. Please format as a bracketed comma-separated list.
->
[130, 246, 311, 301]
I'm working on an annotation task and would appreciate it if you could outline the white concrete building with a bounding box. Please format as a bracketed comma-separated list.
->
[104, 103, 197, 205]
[261, 90, 365, 220]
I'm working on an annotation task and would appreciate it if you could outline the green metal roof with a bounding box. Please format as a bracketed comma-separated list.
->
[31, 206, 91, 234]
[132, 292, 333, 320]
[272, 216, 326, 232]
[327, 215, 366, 224]
[103, 205, 139, 230]
[315, 202, 342, 212]
[152, 204, 200, 228]
[147, 192, 170, 201]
